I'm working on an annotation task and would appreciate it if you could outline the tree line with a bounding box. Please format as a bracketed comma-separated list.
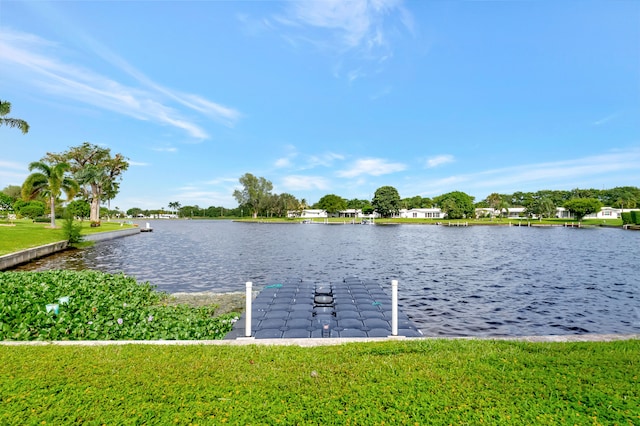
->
[1, 143, 128, 227]
[124, 173, 640, 222]
[227, 173, 640, 221]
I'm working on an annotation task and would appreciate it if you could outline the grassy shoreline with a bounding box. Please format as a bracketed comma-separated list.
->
[0, 219, 137, 256]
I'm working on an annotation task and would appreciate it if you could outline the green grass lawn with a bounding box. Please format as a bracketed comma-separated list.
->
[0, 219, 135, 256]
[1, 339, 638, 425]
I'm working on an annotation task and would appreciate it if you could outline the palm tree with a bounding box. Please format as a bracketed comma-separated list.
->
[0, 100, 29, 134]
[22, 161, 79, 228]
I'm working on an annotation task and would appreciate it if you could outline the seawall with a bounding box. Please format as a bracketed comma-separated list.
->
[0, 227, 141, 271]
[0, 241, 69, 271]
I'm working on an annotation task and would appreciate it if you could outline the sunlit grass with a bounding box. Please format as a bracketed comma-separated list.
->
[1, 339, 637, 424]
[0, 219, 135, 255]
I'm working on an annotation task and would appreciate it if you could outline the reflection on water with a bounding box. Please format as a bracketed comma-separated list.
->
[13, 220, 640, 337]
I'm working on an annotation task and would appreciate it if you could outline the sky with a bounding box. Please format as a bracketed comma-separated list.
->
[1, 0, 639, 211]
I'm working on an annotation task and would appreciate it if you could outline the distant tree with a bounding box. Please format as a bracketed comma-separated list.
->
[315, 194, 347, 214]
[0, 193, 13, 212]
[21, 161, 80, 228]
[527, 197, 556, 219]
[564, 198, 602, 221]
[126, 207, 143, 217]
[15, 200, 45, 219]
[372, 186, 401, 218]
[232, 173, 273, 218]
[278, 193, 300, 217]
[1, 185, 22, 200]
[402, 195, 432, 209]
[168, 201, 181, 215]
[434, 191, 475, 219]
[0, 100, 29, 134]
[66, 199, 91, 220]
[45, 142, 129, 224]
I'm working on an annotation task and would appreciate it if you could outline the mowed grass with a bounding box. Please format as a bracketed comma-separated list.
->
[1, 339, 638, 425]
[0, 220, 135, 256]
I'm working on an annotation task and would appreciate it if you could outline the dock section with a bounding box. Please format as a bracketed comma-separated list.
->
[227, 276, 422, 339]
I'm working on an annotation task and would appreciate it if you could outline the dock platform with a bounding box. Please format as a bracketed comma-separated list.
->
[226, 276, 422, 339]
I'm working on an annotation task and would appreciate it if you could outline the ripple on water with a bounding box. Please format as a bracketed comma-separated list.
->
[10, 221, 640, 337]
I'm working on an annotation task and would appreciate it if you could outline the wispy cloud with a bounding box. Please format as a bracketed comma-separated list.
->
[271, 0, 413, 80]
[592, 113, 618, 126]
[0, 28, 240, 139]
[337, 157, 406, 178]
[152, 147, 178, 153]
[276, 147, 344, 171]
[425, 154, 455, 168]
[407, 149, 640, 198]
[128, 161, 149, 167]
[281, 175, 331, 191]
[0, 160, 27, 183]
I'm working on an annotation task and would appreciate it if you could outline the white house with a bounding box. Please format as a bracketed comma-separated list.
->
[299, 209, 328, 218]
[396, 208, 446, 219]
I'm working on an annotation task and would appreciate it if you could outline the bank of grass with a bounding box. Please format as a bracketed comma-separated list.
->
[0, 339, 638, 424]
[0, 219, 135, 255]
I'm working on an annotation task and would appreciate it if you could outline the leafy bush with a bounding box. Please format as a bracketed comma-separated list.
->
[0, 270, 238, 341]
[62, 213, 83, 244]
[632, 210, 640, 225]
[32, 216, 50, 223]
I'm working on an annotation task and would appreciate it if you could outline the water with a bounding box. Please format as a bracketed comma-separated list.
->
[12, 220, 640, 337]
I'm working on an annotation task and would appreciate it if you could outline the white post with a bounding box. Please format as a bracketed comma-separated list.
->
[391, 279, 398, 336]
[245, 281, 252, 337]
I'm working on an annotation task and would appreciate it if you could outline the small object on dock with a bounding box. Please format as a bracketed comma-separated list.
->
[140, 222, 153, 232]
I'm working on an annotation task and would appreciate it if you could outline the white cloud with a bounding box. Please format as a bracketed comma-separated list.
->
[275, 157, 292, 168]
[273, 0, 413, 79]
[426, 154, 455, 168]
[152, 147, 178, 153]
[0, 28, 240, 139]
[0, 160, 25, 170]
[337, 157, 406, 178]
[405, 148, 640, 198]
[281, 175, 331, 191]
[128, 161, 149, 167]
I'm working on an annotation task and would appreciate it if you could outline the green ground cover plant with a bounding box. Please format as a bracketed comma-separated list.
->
[0, 270, 238, 341]
[0, 339, 637, 424]
[0, 219, 135, 255]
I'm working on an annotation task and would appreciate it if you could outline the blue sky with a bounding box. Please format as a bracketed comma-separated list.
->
[1, 0, 639, 211]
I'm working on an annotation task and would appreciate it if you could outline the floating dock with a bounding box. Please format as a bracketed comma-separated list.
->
[226, 276, 422, 339]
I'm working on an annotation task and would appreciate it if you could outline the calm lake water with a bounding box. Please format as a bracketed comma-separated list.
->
[13, 220, 640, 337]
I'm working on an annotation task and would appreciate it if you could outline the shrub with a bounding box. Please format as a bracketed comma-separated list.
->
[0, 270, 239, 341]
[62, 213, 83, 244]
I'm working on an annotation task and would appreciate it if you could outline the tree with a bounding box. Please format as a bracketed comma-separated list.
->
[372, 186, 401, 218]
[0, 193, 13, 212]
[168, 201, 181, 216]
[66, 199, 91, 220]
[232, 173, 273, 218]
[21, 161, 79, 228]
[564, 198, 602, 221]
[314, 194, 347, 215]
[0, 100, 29, 134]
[527, 197, 556, 220]
[45, 143, 129, 223]
[16, 201, 45, 219]
[1, 185, 22, 200]
[127, 207, 143, 217]
[434, 191, 475, 219]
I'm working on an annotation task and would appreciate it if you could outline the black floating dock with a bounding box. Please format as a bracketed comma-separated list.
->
[226, 276, 422, 339]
